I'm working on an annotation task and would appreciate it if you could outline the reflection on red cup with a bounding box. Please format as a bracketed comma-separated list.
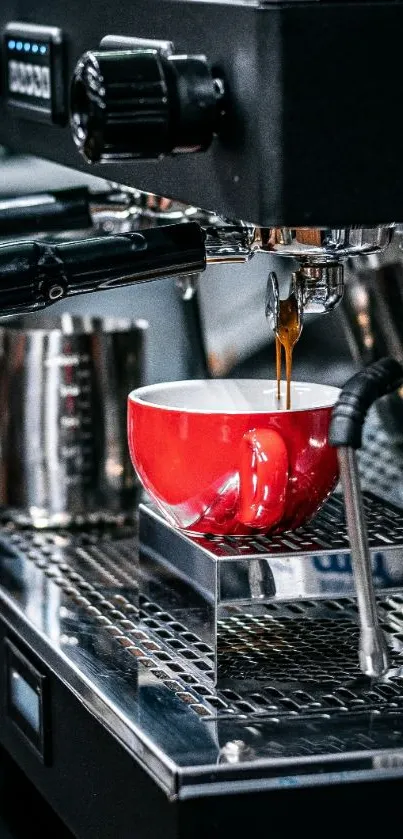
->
[127, 380, 340, 536]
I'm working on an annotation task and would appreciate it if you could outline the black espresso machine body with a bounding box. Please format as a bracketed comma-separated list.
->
[0, 0, 402, 227]
[1, 1, 403, 837]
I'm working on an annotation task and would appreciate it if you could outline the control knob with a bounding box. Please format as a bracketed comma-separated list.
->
[70, 49, 223, 163]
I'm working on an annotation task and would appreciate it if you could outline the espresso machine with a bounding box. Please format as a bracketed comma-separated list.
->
[1, 2, 403, 837]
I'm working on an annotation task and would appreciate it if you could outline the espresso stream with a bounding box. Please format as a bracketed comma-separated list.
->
[275, 296, 302, 409]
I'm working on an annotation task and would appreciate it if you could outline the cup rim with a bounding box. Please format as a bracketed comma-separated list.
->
[128, 379, 341, 415]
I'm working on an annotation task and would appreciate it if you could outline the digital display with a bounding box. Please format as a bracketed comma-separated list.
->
[4, 22, 65, 123]
[5, 637, 50, 764]
[10, 668, 41, 733]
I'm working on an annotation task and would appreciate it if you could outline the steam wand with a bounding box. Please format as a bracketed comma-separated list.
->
[329, 358, 403, 677]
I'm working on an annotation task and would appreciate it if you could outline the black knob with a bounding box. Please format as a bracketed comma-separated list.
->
[70, 49, 223, 163]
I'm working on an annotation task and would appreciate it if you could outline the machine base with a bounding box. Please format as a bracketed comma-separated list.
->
[1, 496, 403, 836]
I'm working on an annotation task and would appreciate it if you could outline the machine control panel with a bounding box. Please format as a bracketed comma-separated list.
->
[4, 22, 66, 123]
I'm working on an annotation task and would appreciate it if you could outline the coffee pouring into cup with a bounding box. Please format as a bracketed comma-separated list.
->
[128, 378, 340, 536]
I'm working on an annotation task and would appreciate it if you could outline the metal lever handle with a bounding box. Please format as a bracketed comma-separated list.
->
[0, 222, 206, 317]
[329, 358, 403, 677]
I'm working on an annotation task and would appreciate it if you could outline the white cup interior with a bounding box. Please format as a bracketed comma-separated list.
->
[129, 379, 341, 414]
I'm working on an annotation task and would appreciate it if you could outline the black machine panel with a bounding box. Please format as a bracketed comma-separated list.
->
[0, 1, 403, 225]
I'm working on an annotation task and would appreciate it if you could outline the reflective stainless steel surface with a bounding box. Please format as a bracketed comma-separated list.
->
[139, 493, 403, 682]
[204, 225, 255, 265]
[0, 315, 146, 526]
[338, 449, 389, 677]
[100, 193, 394, 263]
[3, 493, 403, 800]
[294, 264, 345, 314]
[265, 269, 302, 337]
[0, 182, 394, 329]
[359, 402, 403, 509]
[342, 261, 403, 366]
[255, 226, 394, 262]
[205, 223, 394, 320]
[257, 226, 393, 320]
[340, 260, 403, 510]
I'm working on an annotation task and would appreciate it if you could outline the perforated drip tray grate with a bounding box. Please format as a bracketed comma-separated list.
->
[144, 491, 403, 558]
[2, 493, 403, 767]
[141, 595, 403, 717]
[218, 602, 403, 689]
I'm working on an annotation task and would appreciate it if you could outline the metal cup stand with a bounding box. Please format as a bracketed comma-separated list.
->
[139, 358, 403, 685]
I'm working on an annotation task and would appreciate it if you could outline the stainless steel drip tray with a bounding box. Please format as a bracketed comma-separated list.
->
[2, 495, 403, 798]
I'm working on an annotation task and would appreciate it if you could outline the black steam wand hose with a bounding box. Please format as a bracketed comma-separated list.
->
[0, 222, 206, 317]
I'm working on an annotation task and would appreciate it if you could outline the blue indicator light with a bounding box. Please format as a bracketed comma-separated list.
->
[39, 45, 47, 55]
[23, 42, 31, 52]
[16, 41, 23, 51]
[8, 40, 16, 50]
[31, 43, 39, 54]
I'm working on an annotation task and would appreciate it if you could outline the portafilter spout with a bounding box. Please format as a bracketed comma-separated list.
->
[256, 225, 394, 337]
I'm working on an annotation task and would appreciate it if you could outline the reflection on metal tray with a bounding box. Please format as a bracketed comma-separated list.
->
[1, 494, 403, 799]
[139, 492, 403, 680]
[359, 406, 403, 508]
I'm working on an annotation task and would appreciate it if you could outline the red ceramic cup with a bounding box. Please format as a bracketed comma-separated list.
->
[128, 379, 340, 536]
